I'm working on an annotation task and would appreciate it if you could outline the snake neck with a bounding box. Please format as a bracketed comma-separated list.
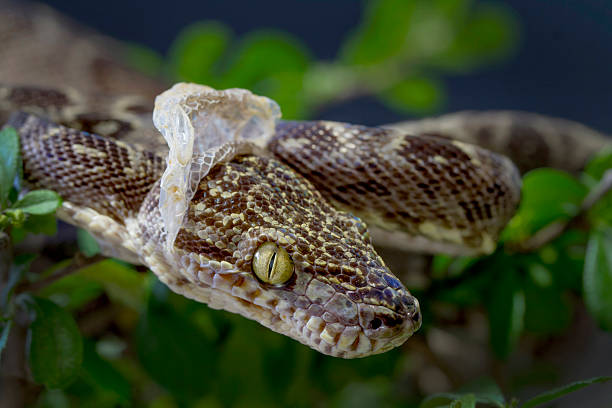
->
[9, 111, 165, 224]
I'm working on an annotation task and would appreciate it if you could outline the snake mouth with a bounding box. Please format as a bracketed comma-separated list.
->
[293, 298, 421, 358]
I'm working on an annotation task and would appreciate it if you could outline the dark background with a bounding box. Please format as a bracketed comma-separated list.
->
[39, 0, 612, 133]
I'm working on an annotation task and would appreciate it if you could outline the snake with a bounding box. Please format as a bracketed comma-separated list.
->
[0, 1, 609, 358]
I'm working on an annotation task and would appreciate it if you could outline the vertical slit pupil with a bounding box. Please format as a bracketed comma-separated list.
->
[267, 250, 277, 279]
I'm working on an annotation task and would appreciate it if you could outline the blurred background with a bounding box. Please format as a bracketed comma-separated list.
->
[1, 0, 611, 407]
[41, 0, 612, 132]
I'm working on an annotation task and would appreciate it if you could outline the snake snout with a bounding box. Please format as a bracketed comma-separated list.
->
[356, 267, 421, 352]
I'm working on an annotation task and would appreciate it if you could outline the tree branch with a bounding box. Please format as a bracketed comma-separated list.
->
[16, 253, 106, 294]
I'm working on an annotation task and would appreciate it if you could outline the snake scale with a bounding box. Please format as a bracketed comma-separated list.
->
[1, 2, 610, 358]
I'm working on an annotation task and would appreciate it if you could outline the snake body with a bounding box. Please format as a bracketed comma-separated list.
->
[1, 2, 610, 358]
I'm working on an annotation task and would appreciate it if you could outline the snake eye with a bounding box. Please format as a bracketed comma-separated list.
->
[252, 242, 294, 285]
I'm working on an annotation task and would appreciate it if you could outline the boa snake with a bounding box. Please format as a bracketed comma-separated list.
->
[0, 2, 609, 358]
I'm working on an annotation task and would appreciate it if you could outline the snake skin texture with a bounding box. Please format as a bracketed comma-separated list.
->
[8, 112, 421, 357]
[271, 121, 521, 255]
[1, 2, 610, 358]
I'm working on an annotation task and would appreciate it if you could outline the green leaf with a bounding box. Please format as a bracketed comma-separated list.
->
[432, 2, 519, 72]
[0, 320, 12, 355]
[78, 260, 146, 311]
[487, 266, 525, 358]
[136, 279, 217, 401]
[81, 340, 131, 404]
[457, 377, 506, 407]
[521, 376, 612, 408]
[340, 0, 417, 66]
[169, 21, 231, 85]
[584, 149, 612, 227]
[124, 43, 164, 77]
[584, 147, 612, 183]
[421, 393, 480, 408]
[421, 378, 504, 408]
[523, 266, 572, 334]
[380, 76, 444, 114]
[450, 394, 475, 408]
[252, 71, 308, 119]
[13, 190, 62, 215]
[503, 169, 588, 242]
[37, 270, 103, 311]
[28, 297, 83, 388]
[0, 127, 19, 207]
[583, 229, 612, 330]
[12, 214, 59, 243]
[221, 30, 310, 89]
[77, 229, 100, 257]
[26, 213, 58, 235]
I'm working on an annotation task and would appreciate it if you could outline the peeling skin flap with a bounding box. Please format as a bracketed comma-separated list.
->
[152, 83, 282, 252]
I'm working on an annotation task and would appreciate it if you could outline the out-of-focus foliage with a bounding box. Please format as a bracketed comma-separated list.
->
[130, 0, 519, 119]
[1, 0, 611, 407]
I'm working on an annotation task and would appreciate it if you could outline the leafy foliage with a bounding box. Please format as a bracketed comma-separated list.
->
[160, 0, 518, 118]
[1, 1, 611, 407]
[28, 297, 84, 389]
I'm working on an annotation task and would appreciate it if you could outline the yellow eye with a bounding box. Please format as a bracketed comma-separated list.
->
[252, 242, 294, 285]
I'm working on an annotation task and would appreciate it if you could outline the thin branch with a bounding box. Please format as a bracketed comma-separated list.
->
[0, 231, 11, 278]
[512, 169, 612, 252]
[16, 253, 106, 294]
[582, 169, 612, 211]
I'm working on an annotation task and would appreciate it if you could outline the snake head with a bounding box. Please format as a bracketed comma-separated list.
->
[150, 154, 421, 358]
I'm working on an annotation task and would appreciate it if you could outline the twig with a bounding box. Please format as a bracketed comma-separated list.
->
[512, 169, 612, 252]
[0, 231, 11, 278]
[582, 169, 612, 211]
[16, 253, 106, 294]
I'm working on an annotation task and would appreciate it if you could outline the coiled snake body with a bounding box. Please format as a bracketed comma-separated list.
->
[1, 2, 609, 358]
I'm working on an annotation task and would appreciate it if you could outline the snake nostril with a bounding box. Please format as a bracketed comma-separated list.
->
[369, 317, 382, 330]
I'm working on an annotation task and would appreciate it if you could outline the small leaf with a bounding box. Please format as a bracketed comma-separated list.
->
[124, 43, 164, 77]
[503, 169, 587, 242]
[583, 229, 612, 330]
[380, 76, 444, 114]
[457, 377, 506, 407]
[487, 266, 525, 358]
[521, 376, 612, 408]
[12, 214, 57, 241]
[0, 320, 12, 355]
[340, 0, 416, 66]
[421, 378, 504, 408]
[450, 394, 476, 408]
[77, 229, 100, 257]
[421, 393, 477, 408]
[0, 127, 20, 207]
[28, 297, 83, 388]
[584, 147, 612, 183]
[78, 260, 146, 311]
[169, 21, 231, 85]
[13, 190, 62, 215]
[432, 2, 519, 72]
[221, 30, 310, 89]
